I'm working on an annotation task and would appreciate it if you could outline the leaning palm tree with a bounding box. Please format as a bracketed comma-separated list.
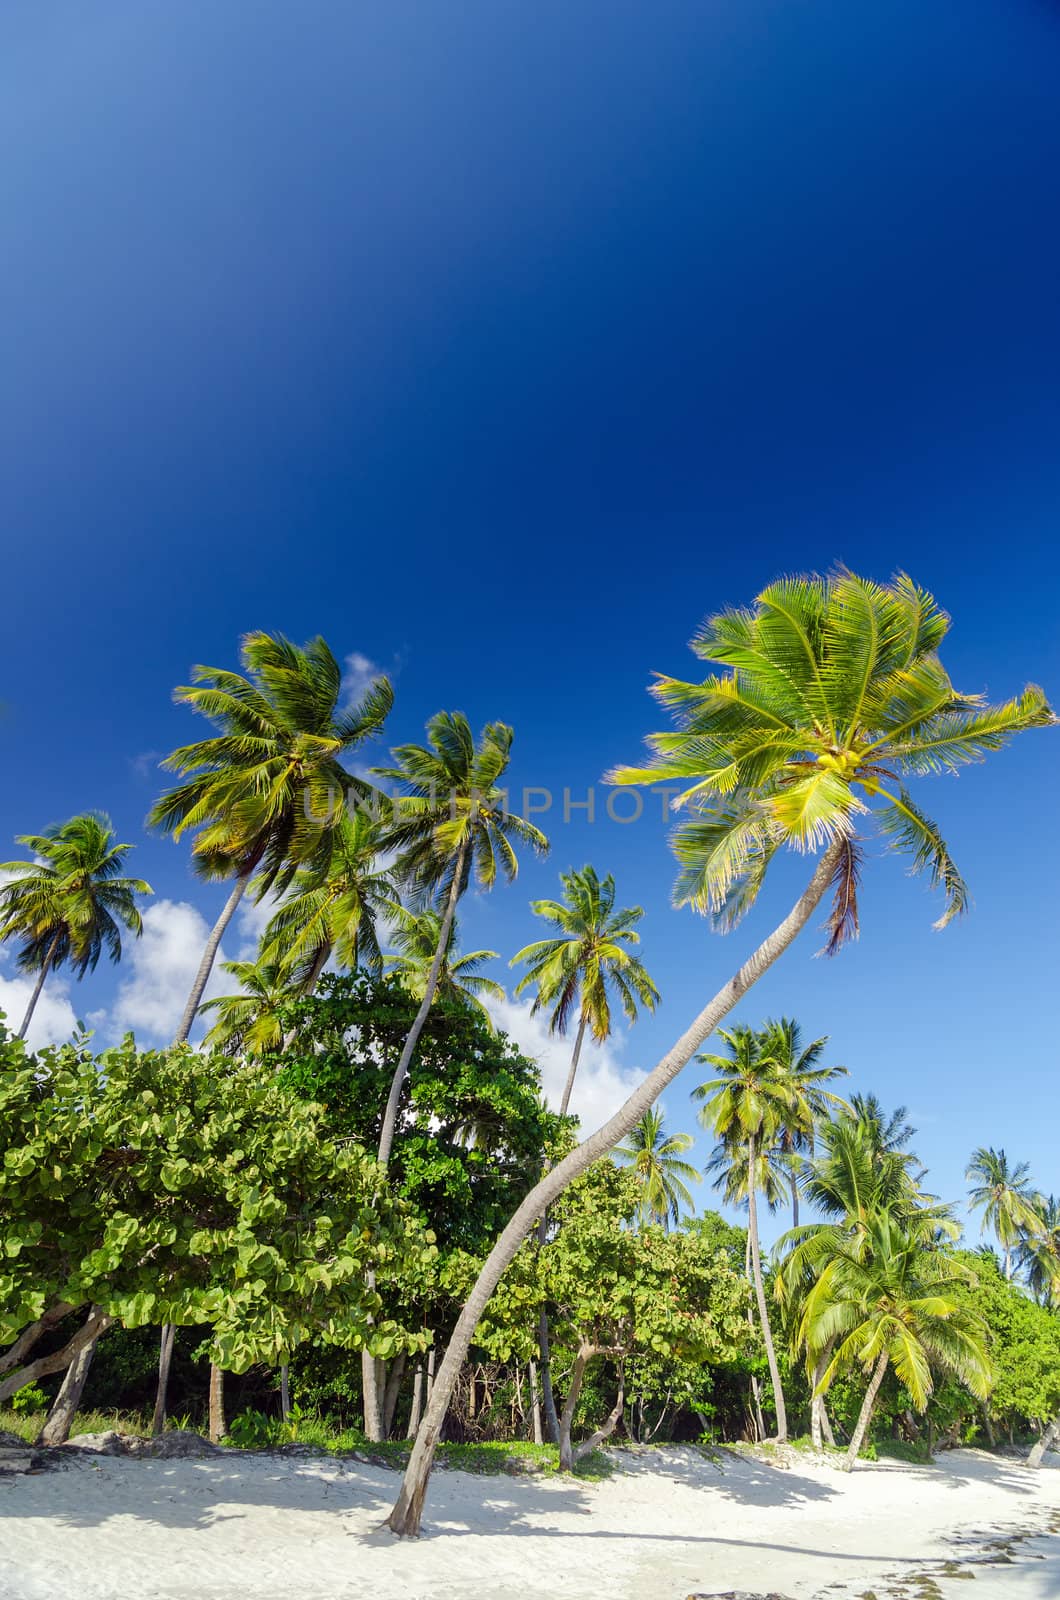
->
[615, 1104, 700, 1228]
[373, 712, 549, 1166]
[150, 632, 392, 1045]
[0, 813, 151, 1038]
[966, 1147, 1040, 1280]
[802, 1214, 992, 1469]
[387, 570, 1051, 1535]
[199, 956, 297, 1055]
[384, 906, 503, 1026]
[511, 864, 659, 1116]
[693, 1024, 797, 1439]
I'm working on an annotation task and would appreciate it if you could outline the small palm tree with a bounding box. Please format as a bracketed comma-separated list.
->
[263, 810, 396, 990]
[511, 865, 659, 1117]
[1016, 1195, 1060, 1308]
[0, 813, 151, 1038]
[373, 711, 548, 1166]
[966, 1147, 1040, 1280]
[150, 632, 392, 1044]
[615, 1104, 700, 1228]
[693, 1024, 797, 1440]
[759, 1017, 847, 1226]
[385, 906, 504, 1026]
[803, 1214, 992, 1470]
[199, 956, 297, 1055]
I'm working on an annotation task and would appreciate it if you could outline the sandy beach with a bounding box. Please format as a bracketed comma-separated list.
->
[1, 1445, 1057, 1600]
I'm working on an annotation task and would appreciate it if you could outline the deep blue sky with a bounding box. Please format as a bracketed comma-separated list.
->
[1, 1, 1058, 1239]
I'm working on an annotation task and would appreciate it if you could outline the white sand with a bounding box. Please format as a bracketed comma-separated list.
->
[1, 1445, 1058, 1600]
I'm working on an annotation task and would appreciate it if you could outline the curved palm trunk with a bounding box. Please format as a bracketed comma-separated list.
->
[17, 929, 62, 1040]
[746, 1131, 787, 1442]
[845, 1350, 888, 1470]
[1027, 1412, 1060, 1469]
[385, 839, 841, 1534]
[363, 843, 468, 1440]
[536, 1010, 589, 1444]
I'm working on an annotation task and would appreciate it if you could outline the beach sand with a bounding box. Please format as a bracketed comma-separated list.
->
[1, 1444, 1057, 1600]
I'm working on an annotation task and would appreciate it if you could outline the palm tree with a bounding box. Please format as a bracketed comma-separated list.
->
[199, 956, 297, 1055]
[511, 865, 659, 1116]
[760, 1017, 847, 1226]
[615, 1104, 700, 1228]
[263, 809, 396, 991]
[966, 1147, 1040, 1279]
[693, 1024, 797, 1439]
[149, 632, 391, 1045]
[0, 813, 151, 1039]
[384, 906, 503, 1026]
[1016, 1195, 1060, 1308]
[388, 571, 1050, 1535]
[373, 711, 549, 1167]
[801, 1214, 992, 1469]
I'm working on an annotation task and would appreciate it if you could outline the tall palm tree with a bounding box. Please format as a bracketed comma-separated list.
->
[149, 632, 392, 1045]
[801, 1214, 991, 1470]
[1016, 1195, 1060, 1308]
[0, 813, 151, 1039]
[384, 906, 503, 1026]
[199, 955, 297, 1055]
[373, 712, 549, 1167]
[759, 1017, 847, 1226]
[388, 571, 1050, 1535]
[511, 865, 659, 1117]
[966, 1147, 1040, 1279]
[615, 1104, 700, 1228]
[263, 809, 395, 990]
[693, 1024, 797, 1439]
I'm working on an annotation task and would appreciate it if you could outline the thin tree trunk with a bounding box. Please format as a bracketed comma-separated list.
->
[810, 1342, 834, 1450]
[790, 1173, 800, 1230]
[845, 1351, 888, 1471]
[386, 839, 842, 1534]
[425, 1345, 436, 1402]
[280, 942, 331, 1052]
[749, 1374, 766, 1442]
[174, 864, 257, 1046]
[528, 1360, 543, 1445]
[574, 1368, 625, 1465]
[151, 1322, 176, 1436]
[747, 1131, 787, 1442]
[17, 930, 62, 1040]
[36, 1311, 103, 1445]
[280, 1363, 291, 1421]
[0, 1308, 113, 1404]
[406, 1363, 425, 1439]
[364, 847, 467, 1441]
[1027, 1412, 1060, 1469]
[209, 1363, 226, 1444]
[382, 1353, 406, 1439]
[558, 1345, 591, 1472]
[537, 1010, 589, 1445]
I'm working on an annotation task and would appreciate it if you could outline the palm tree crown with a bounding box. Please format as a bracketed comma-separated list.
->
[0, 812, 151, 1038]
[384, 906, 504, 1025]
[199, 956, 296, 1056]
[611, 571, 1052, 950]
[263, 809, 396, 985]
[966, 1146, 1041, 1277]
[615, 1104, 700, 1228]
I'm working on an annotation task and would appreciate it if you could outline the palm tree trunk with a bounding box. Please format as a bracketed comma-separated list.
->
[810, 1341, 834, 1450]
[208, 1363, 226, 1444]
[845, 1351, 888, 1470]
[536, 1010, 589, 1444]
[790, 1173, 800, 1230]
[746, 1131, 787, 1442]
[364, 844, 468, 1441]
[385, 838, 842, 1534]
[17, 929, 61, 1040]
[1027, 1411, 1060, 1469]
[36, 1311, 102, 1445]
[174, 862, 258, 1045]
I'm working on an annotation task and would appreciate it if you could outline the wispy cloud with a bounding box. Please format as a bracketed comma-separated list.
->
[107, 898, 231, 1045]
[487, 992, 645, 1134]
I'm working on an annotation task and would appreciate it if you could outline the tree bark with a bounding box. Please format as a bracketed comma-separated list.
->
[17, 929, 62, 1040]
[406, 1363, 425, 1439]
[385, 839, 842, 1534]
[528, 1360, 543, 1445]
[747, 1130, 787, 1441]
[382, 1353, 406, 1439]
[558, 1012, 588, 1120]
[845, 1351, 889, 1471]
[810, 1343, 834, 1450]
[558, 1345, 591, 1471]
[790, 1172, 800, 1230]
[1027, 1412, 1060, 1469]
[280, 1363, 291, 1421]
[208, 1363, 226, 1444]
[151, 1321, 176, 1436]
[37, 1314, 102, 1445]
[0, 1308, 113, 1404]
[0, 1303, 74, 1375]
[174, 864, 257, 1046]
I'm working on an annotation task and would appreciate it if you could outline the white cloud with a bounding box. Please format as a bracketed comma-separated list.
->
[487, 992, 646, 1134]
[341, 651, 382, 705]
[108, 898, 231, 1045]
[0, 955, 79, 1050]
